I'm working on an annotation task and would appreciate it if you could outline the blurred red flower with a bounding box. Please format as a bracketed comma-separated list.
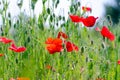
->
[10, 77, 30, 80]
[69, 15, 98, 27]
[82, 6, 91, 12]
[45, 37, 63, 54]
[69, 15, 83, 23]
[16, 77, 30, 80]
[101, 26, 115, 41]
[82, 16, 98, 27]
[10, 78, 15, 80]
[96, 78, 105, 80]
[0, 37, 13, 44]
[46, 65, 52, 70]
[9, 43, 26, 53]
[57, 31, 68, 39]
[118, 60, 120, 65]
[95, 26, 115, 41]
[0, 54, 4, 57]
[64, 41, 79, 52]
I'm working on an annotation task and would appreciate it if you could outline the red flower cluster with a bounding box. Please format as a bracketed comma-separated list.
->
[69, 6, 98, 27]
[0, 36, 26, 53]
[46, 31, 79, 54]
[69, 15, 98, 27]
[82, 6, 91, 12]
[45, 37, 63, 54]
[95, 26, 115, 41]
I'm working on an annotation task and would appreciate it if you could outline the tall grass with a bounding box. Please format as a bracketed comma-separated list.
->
[0, 0, 120, 80]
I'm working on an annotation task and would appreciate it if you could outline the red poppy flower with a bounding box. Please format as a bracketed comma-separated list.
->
[16, 77, 30, 80]
[82, 6, 91, 12]
[82, 16, 98, 27]
[64, 41, 79, 52]
[10, 78, 15, 80]
[10, 77, 30, 80]
[57, 31, 68, 39]
[46, 65, 52, 70]
[95, 26, 115, 41]
[0, 37, 13, 44]
[118, 60, 120, 65]
[45, 37, 63, 54]
[96, 78, 105, 80]
[69, 15, 83, 23]
[101, 26, 115, 41]
[69, 15, 98, 27]
[0, 54, 4, 57]
[9, 43, 26, 53]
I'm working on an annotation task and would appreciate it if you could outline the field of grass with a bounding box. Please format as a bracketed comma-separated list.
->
[0, 1, 120, 80]
[0, 15, 120, 80]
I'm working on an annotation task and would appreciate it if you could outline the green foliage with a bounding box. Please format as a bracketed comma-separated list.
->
[0, 0, 120, 80]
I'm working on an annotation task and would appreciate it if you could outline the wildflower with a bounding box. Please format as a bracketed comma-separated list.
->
[10, 78, 15, 80]
[69, 15, 83, 23]
[96, 78, 105, 80]
[0, 54, 4, 57]
[69, 15, 98, 27]
[95, 26, 115, 41]
[82, 16, 98, 27]
[64, 41, 79, 52]
[101, 26, 115, 41]
[9, 43, 26, 53]
[57, 31, 68, 39]
[45, 64, 56, 72]
[82, 6, 91, 12]
[16, 77, 30, 80]
[46, 65, 52, 70]
[0, 37, 13, 44]
[118, 60, 120, 65]
[45, 37, 63, 54]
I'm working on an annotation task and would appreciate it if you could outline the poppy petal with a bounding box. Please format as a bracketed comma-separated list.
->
[101, 26, 115, 41]
[9, 43, 26, 53]
[0, 54, 4, 57]
[15, 47, 26, 53]
[65, 41, 79, 52]
[45, 38, 63, 54]
[0, 37, 13, 44]
[45, 37, 54, 44]
[57, 31, 68, 39]
[118, 60, 120, 65]
[82, 6, 91, 12]
[69, 15, 83, 23]
[82, 16, 98, 27]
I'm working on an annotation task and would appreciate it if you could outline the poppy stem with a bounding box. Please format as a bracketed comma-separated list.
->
[112, 41, 115, 48]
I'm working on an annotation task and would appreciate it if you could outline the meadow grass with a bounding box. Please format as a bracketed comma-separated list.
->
[0, 15, 120, 80]
[0, 1, 120, 80]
